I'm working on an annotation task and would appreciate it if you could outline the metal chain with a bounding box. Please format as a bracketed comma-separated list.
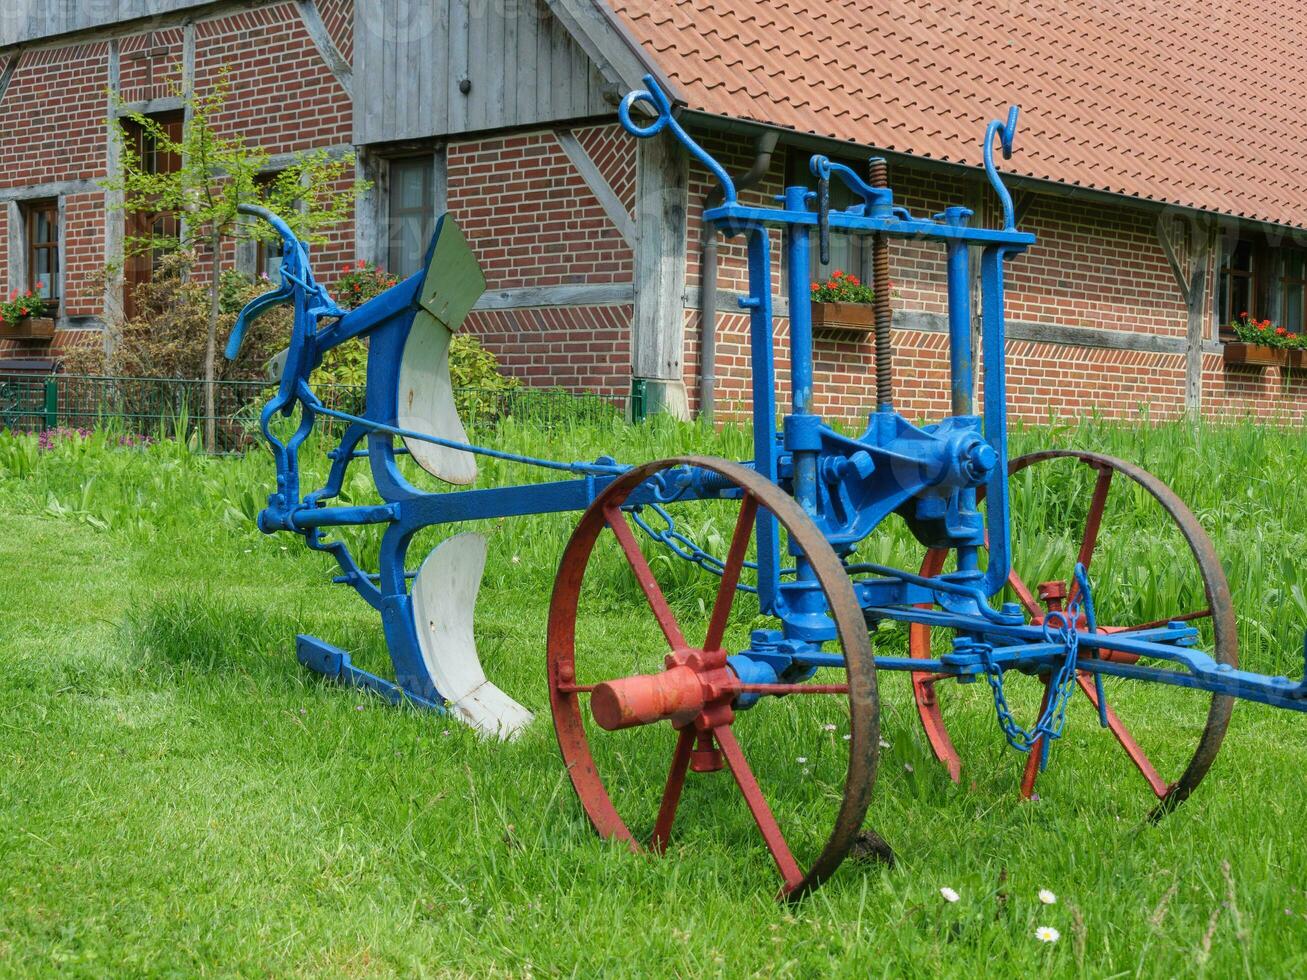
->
[627, 502, 796, 593]
[981, 563, 1095, 753]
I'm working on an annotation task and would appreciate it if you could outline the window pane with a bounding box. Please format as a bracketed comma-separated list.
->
[810, 233, 861, 281]
[392, 158, 431, 212]
[34, 249, 55, 298]
[1230, 276, 1251, 322]
[1285, 251, 1306, 280]
[388, 157, 435, 278]
[1286, 282, 1304, 333]
[262, 244, 284, 282]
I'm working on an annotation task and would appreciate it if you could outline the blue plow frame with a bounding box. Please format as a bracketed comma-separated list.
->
[226, 77, 1307, 740]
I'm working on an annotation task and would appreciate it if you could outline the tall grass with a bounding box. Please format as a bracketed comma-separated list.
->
[4, 413, 1302, 670]
[2, 412, 1307, 974]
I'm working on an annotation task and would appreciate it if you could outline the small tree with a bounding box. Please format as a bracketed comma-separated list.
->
[105, 72, 366, 449]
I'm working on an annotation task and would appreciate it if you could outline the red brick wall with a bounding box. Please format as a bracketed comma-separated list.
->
[465, 305, 631, 398]
[679, 129, 1279, 424]
[447, 129, 633, 290]
[118, 29, 185, 105]
[0, 43, 110, 187]
[0, 2, 356, 364]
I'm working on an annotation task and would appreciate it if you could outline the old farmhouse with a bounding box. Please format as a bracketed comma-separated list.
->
[0, 0, 1304, 422]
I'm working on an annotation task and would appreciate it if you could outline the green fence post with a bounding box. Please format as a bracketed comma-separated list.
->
[43, 378, 57, 431]
[630, 378, 647, 423]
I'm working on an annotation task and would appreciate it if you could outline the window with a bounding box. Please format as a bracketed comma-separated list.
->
[255, 172, 285, 281]
[1217, 240, 1257, 328]
[387, 156, 435, 278]
[120, 112, 184, 318]
[24, 200, 59, 306]
[1216, 238, 1307, 336]
[780, 150, 865, 293]
[1280, 251, 1306, 334]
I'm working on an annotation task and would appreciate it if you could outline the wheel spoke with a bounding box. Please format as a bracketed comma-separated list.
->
[1068, 465, 1113, 604]
[704, 494, 759, 653]
[1020, 676, 1053, 800]
[1075, 673, 1169, 799]
[714, 725, 804, 892]
[1007, 568, 1043, 619]
[604, 504, 688, 649]
[651, 728, 696, 853]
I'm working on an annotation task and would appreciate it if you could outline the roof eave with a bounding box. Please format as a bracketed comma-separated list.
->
[682, 109, 1307, 237]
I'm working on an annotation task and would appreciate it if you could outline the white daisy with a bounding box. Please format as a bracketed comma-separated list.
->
[823, 723, 837, 732]
[796, 756, 807, 764]
[1035, 926, 1060, 943]
[940, 887, 960, 903]
[842, 733, 851, 741]
[904, 762, 914, 773]
[879, 738, 891, 749]
[1038, 889, 1057, 905]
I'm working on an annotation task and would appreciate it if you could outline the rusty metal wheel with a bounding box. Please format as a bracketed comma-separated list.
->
[548, 457, 880, 899]
[909, 450, 1237, 819]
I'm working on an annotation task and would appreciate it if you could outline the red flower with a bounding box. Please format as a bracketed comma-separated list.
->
[1240, 311, 1248, 319]
[847, 275, 860, 285]
[1276, 327, 1287, 336]
[832, 269, 844, 278]
[357, 259, 366, 268]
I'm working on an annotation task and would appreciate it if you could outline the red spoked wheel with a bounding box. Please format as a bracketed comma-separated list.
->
[909, 450, 1237, 818]
[548, 457, 881, 899]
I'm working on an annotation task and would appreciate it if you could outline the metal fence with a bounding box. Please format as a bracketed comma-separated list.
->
[0, 374, 623, 453]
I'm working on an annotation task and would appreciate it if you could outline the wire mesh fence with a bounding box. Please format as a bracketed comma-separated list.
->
[0, 374, 624, 453]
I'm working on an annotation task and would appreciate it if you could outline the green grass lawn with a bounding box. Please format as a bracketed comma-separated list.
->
[1, 415, 1306, 976]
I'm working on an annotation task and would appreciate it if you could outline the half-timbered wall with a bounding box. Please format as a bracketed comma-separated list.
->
[353, 0, 610, 145]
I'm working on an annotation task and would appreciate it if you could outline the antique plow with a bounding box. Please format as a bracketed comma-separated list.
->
[229, 76, 1307, 899]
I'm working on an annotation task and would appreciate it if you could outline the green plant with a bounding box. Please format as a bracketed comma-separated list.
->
[1229, 312, 1307, 349]
[104, 70, 367, 450]
[0, 287, 50, 325]
[61, 253, 290, 381]
[307, 261, 402, 388]
[810, 269, 874, 304]
[334, 260, 399, 309]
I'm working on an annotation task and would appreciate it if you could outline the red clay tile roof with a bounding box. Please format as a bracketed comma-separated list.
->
[605, 0, 1307, 229]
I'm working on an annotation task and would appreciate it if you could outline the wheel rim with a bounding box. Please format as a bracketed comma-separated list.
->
[548, 456, 879, 898]
[909, 450, 1237, 818]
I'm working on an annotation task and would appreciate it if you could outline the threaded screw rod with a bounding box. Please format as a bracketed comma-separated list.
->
[869, 157, 894, 410]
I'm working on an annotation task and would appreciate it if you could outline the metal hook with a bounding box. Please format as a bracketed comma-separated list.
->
[982, 105, 1021, 231]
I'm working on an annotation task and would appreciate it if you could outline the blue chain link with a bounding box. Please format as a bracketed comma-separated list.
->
[627, 502, 796, 592]
[980, 563, 1095, 753]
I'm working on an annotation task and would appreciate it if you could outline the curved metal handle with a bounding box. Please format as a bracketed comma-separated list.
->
[237, 202, 304, 255]
[983, 106, 1021, 231]
[225, 204, 344, 363]
[225, 282, 291, 361]
[618, 74, 737, 206]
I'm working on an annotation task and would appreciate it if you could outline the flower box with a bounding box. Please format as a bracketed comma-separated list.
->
[0, 316, 55, 341]
[811, 301, 875, 333]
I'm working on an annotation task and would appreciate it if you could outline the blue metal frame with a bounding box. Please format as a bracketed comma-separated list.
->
[228, 80, 1307, 730]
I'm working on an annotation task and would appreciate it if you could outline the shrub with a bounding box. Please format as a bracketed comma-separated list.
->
[60, 253, 291, 380]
